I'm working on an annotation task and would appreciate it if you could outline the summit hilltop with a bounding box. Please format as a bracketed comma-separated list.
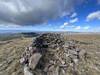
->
[0, 33, 100, 75]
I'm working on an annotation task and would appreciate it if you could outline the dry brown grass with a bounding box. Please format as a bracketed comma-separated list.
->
[0, 38, 33, 75]
[66, 34, 100, 75]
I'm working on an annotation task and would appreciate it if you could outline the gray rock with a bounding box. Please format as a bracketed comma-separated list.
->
[24, 65, 33, 75]
[29, 53, 42, 70]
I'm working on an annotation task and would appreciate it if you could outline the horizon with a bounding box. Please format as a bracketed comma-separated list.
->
[0, 30, 100, 34]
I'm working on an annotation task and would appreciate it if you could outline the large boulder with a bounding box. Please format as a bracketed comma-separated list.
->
[28, 53, 42, 70]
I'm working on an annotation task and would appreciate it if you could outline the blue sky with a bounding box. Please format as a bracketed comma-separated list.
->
[0, 0, 100, 32]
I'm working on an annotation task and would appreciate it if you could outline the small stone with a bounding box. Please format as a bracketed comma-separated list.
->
[29, 46, 33, 51]
[79, 49, 86, 56]
[60, 68, 66, 75]
[24, 65, 33, 75]
[61, 60, 65, 65]
[20, 57, 25, 64]
[79, 49, 86, 59]
[73, 59, 79, 64]
[54, 66, 59, 75]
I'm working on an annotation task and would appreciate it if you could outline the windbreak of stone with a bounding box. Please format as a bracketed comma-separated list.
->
[20, 33, 88, 75]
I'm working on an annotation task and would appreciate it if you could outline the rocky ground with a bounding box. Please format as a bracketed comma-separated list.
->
[0, 33, 100, 75]
[0, 38, 33, 75]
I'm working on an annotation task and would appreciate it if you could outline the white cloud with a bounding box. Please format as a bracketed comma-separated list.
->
[60, 22, 69, 29]
[86, 11, 100, 21]
[75, 26, 81, 30]
[83, 26, 90, 30]
[60, 17, 79, 29]
[64, 22, 69, 26]
[70, 12, 77, 18]
[74, 26, 90, 30]
[69, 18, 78, 23]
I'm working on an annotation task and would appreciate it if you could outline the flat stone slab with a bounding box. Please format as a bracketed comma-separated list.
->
[29, 53, 42, 70]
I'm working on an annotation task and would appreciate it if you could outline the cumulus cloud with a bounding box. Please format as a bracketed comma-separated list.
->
[60, 22, 69, 29]
[64, 22, 69, 26]
[70, 12, 77, 18]
[60, 17, 78, 29]
[86, 11, 100, 21]
[0, 0, 84, 25]
[69, 18, 78, 23]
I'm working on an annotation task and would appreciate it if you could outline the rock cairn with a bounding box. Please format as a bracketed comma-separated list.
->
[20, 33, 87, 75]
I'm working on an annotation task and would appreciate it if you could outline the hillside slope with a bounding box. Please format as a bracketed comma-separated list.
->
[0, 34, 100, 75]
[0, 38, 33, 75]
